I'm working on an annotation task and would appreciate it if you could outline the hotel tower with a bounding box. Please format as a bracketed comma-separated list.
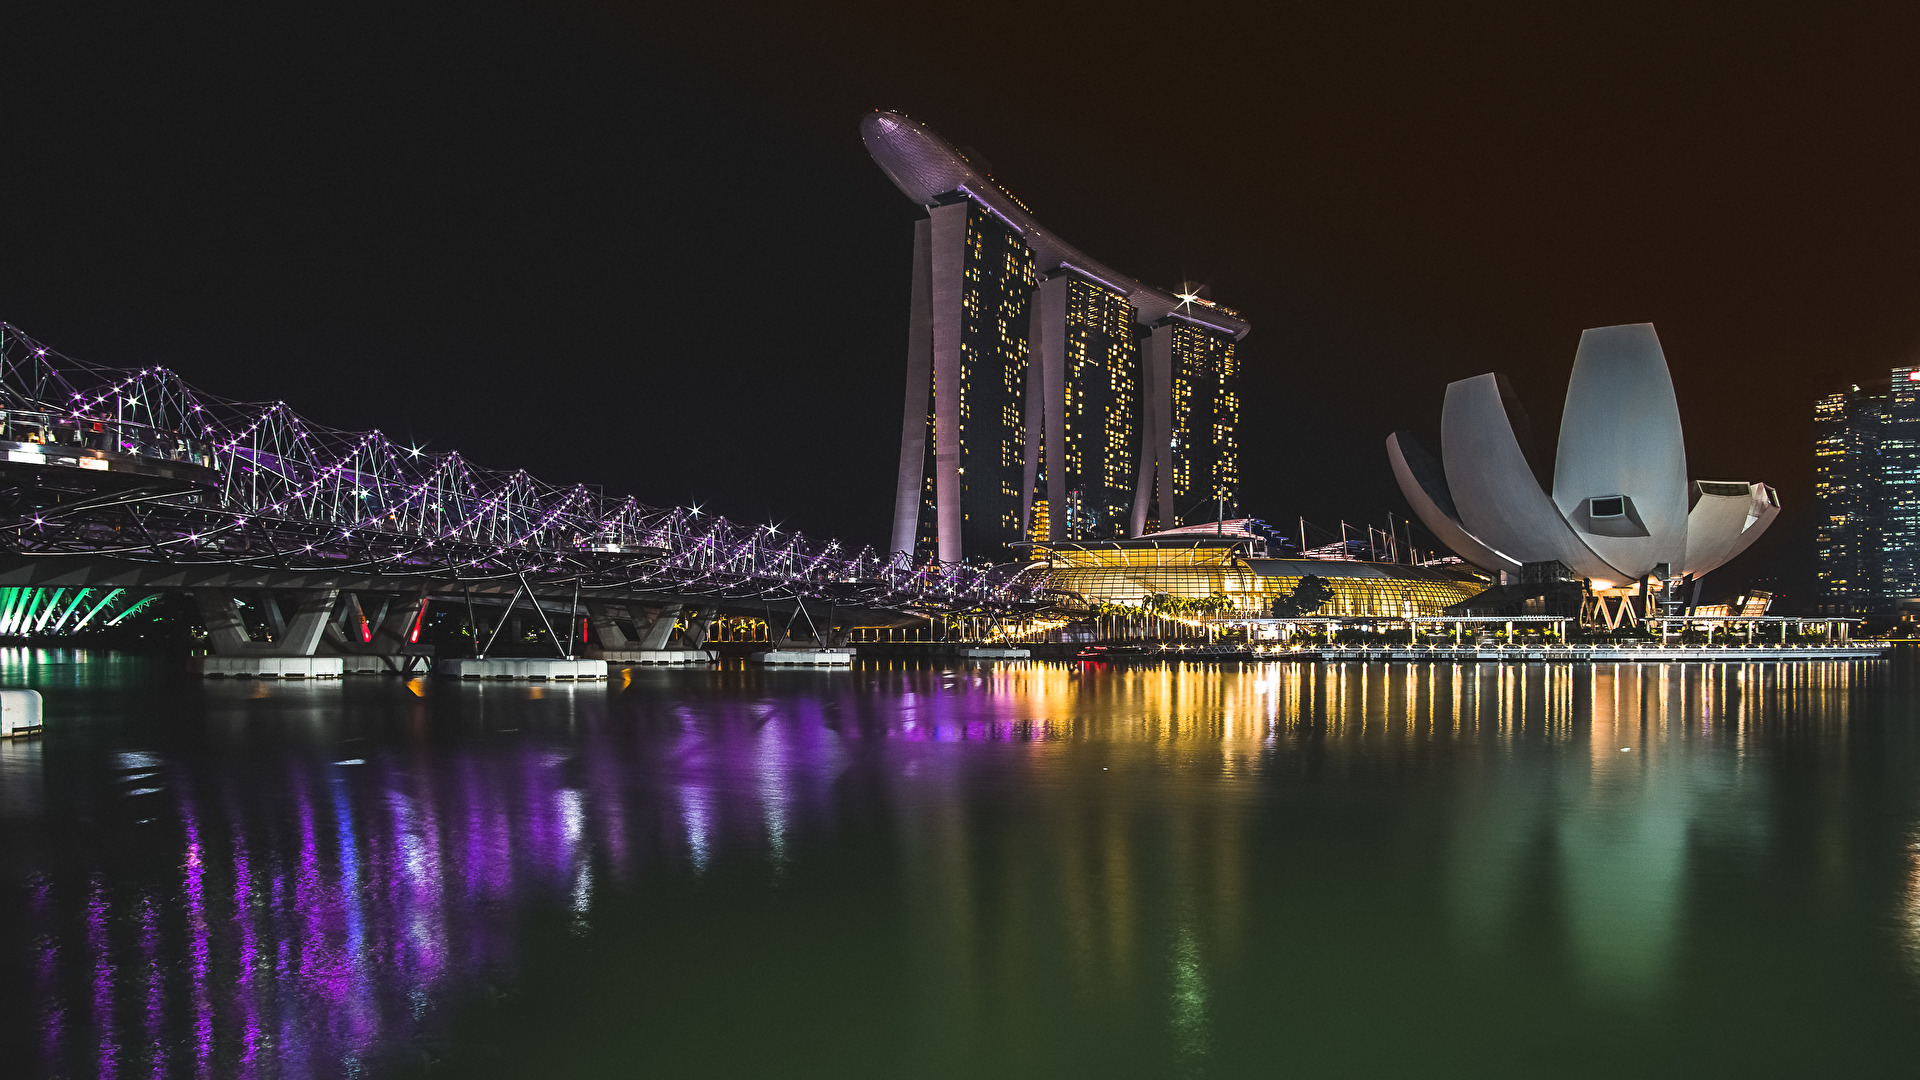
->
[862, 111, 1251, 565]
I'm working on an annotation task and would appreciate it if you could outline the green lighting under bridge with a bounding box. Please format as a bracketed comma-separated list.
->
[0, 588, 158, 637]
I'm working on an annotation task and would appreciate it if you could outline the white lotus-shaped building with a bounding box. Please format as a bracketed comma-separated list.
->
[1387, 323, 1778, 589]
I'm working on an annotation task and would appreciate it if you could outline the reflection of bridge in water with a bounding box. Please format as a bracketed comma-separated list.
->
[10, 657, 1886, 1076]
[0, 325, 1040, 662]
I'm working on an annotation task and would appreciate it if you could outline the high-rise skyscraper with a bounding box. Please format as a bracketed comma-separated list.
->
[1879, 366, 1920, 604]
[892, 199, 1037, 560]
[1135, 316, 1242, 536]
[1813, 382, 1885, 614]
[1023, 271, 1140, 546]
[863, 111, 1250, 564]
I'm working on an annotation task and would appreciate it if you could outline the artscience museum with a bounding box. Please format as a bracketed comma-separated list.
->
[1388, 323, 1778, 595]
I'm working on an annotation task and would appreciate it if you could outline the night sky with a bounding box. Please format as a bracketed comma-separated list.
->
[7, 2, 1918, 604]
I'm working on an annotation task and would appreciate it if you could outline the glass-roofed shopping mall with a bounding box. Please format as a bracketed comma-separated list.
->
[1030, 521, 1487, 618]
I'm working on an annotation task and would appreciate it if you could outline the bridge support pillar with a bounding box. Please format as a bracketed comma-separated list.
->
[193, 590, 253, 655]
[279, 591, 339, 655]
[585, 602, 633, 650]
[193, 589, 339, 656]
[634, 605, 681, 650]
[368, 591, 428, 652]
[680, 607, 716, 649]
[340, 593, 383, 647]
[260, 591, 290, 639]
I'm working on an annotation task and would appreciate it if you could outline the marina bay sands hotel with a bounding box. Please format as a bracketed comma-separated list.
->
[862, 111, 1251, 565]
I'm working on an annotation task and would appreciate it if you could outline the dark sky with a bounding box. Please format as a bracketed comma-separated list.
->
[7, 1, 1919, 603]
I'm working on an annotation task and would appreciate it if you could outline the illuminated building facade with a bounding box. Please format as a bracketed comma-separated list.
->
[896, 199, 1038, 558]
[1024, 272, 1139, 544]
[1812, 383, 1885, 614]
[865, 111, 1249, 563]
[1135, 319, 1241, 535]
[1033, 520, 1485, 618]
[1806, 367, 1920, 613]
[1881, 366, 1920, 605]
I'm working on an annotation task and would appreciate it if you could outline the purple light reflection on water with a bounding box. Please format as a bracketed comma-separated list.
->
[86, 877, 117, 1080]
[139, 895, 162, 1080]
[516, 751, 561, 888]
[755, 718, 792, 868]
[15, 659, 1893, 1077]
[178, 794, 213, 1079]
[267, 834, 309, 1080]
[387, 771, 450, 989]
[328, 771, 375, 1059]
[15, 676, 897, 1077]
[459, 756, 511, 901]
[225, 790, 261, 1077]
[556, 788, 592, 931]
[289, 759, 324, 1069]
[680, 780, 714, 873]
[31, 872, 64, 1072]
[586, 736, 632, 884]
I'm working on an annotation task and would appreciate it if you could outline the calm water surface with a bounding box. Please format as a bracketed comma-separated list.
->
[3, 650, 1920, 1077]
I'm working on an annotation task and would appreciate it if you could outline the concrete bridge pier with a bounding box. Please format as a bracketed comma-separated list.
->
[193, 589, 251, 655]
[346, 591, 434, 674]
[679, 607, 716, 648]
[366, 590, 429, 654]
[190, 588, 345, 678]
[338, 593, 388, 648]
[584, 601, 633, 650]
[584, 603, 709, 666]
[315, 592, 433, 674]
[633, 604, 681, 651]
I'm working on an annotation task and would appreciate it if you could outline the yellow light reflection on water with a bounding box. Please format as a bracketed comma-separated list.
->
[14, 653, 1889, 1076]
[887, 656, 1879, 1044]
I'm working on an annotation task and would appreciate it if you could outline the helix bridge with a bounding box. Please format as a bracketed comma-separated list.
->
[0, 323, 1043, 648]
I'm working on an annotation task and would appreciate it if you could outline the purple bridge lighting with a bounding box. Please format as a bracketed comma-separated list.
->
[0, 323, 1045, 661]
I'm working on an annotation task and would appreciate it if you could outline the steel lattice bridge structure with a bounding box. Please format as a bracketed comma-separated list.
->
[0, 323, 1041, 661]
